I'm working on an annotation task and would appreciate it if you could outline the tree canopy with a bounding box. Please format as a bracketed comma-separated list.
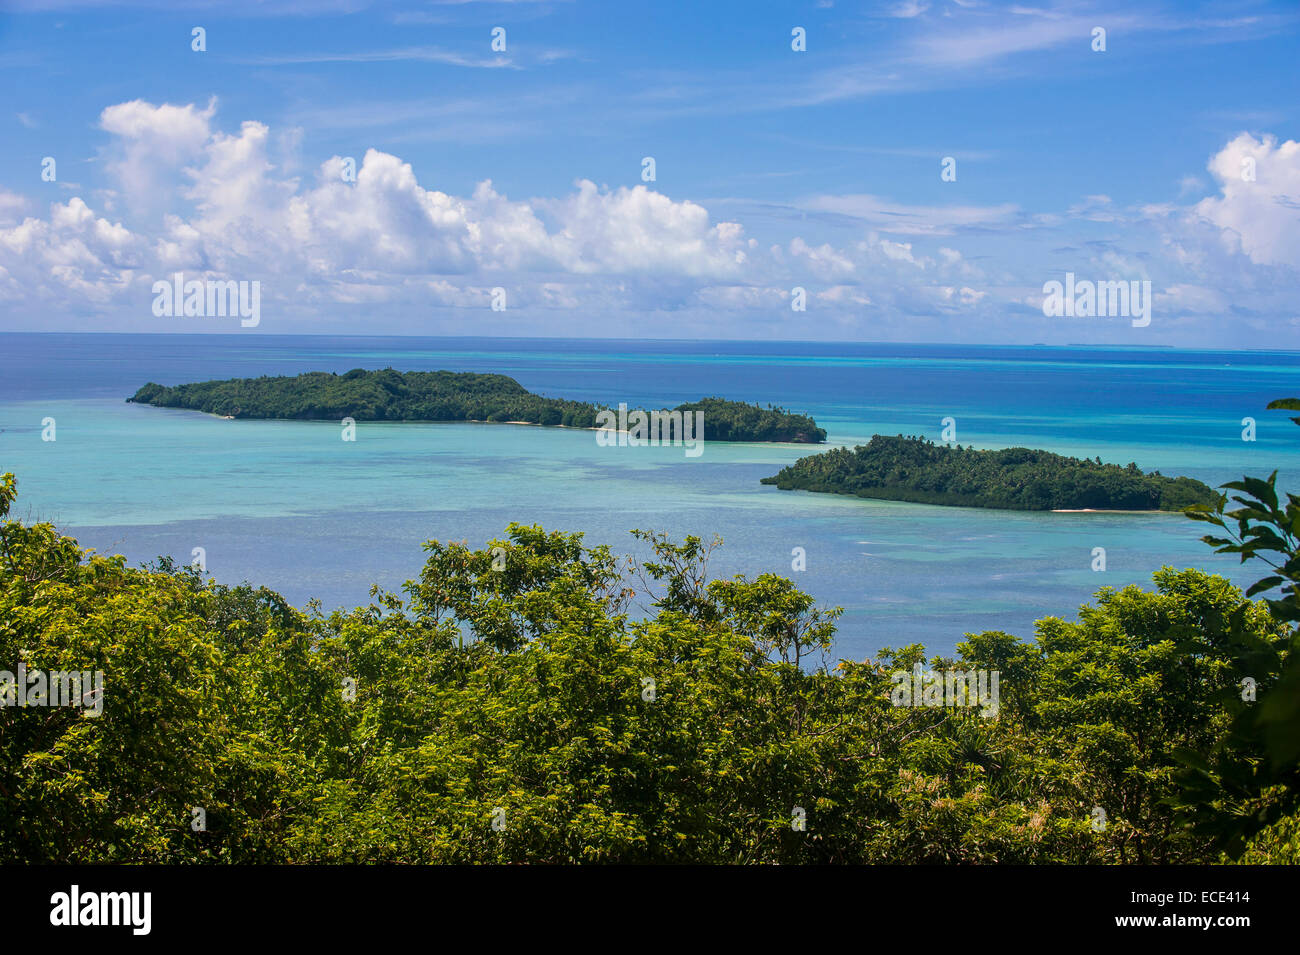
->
[761, 434, 1220, 511]
[127, 369, 826, 443]
[2, 456, 1295, 862]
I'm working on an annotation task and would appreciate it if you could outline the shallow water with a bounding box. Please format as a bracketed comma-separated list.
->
[1, 333, 1296, 660]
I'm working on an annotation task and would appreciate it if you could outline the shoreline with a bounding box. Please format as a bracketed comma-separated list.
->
[149, 407, 819, 445]
[1051, 508, 1170, 513]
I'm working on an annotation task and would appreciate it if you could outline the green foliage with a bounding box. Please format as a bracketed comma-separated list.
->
[761, 434, 1220, 511]
[675, 397, 826, 443]
[127, 370, 826, 443]
[961, 570, 1284, 863]
[1173, 398, 1300, 856]
[4, 469, 1290, 863]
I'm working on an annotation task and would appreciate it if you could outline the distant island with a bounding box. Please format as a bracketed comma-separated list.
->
[760, 435, 1219, 511]
[127, 369, 827, 444]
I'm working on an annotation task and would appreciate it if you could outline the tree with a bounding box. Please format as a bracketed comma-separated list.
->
[1174, 398, 1300, 856]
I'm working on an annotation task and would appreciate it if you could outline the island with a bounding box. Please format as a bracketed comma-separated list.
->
[127, 369, 827, 443]
[759, 435, 1220, 511]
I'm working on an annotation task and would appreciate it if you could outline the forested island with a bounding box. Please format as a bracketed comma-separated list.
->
[761, 435, 1220, 511]
[127, 368, 827, 443]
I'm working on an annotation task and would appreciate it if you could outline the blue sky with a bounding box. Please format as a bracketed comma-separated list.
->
[1, 0, 1297, 345]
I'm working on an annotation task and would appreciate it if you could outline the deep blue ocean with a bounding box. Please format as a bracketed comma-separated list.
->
[1, 333, 1297, 660]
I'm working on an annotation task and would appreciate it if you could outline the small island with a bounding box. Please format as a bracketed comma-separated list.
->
[760, 435, 1220, 511]
[127, 369, 827, 444]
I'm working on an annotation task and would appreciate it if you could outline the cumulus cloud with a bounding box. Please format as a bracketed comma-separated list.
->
[786, 237, 856, 278]
[0, 99, 1294, 344]
[99, 99, 217, 216]
[817, 285, 872, 306]
[0, 196, 143, 306]
[1195, 133, 1300, 268]
[0, 99, 769, 323]
[0, 190, 28, 225]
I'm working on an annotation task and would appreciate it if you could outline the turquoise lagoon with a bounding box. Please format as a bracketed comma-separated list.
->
[1, 333, 1296, 660]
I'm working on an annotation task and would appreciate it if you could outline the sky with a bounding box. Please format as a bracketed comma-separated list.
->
[0, 0, 1297, 345]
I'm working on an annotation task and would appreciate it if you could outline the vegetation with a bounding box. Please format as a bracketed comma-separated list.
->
[1172, 398, 1300, 855]
[673, 397, 825, 444]
[3, 393, 1298, 861]
[127, 369, 826, 443]
[761, 434, 1219, 511]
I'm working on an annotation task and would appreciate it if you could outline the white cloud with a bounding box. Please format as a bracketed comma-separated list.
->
[233, 46, 519, 68]
[0, 190, 29, 225]
[1067, 194, 1122, 223]
[0, 100, 760, 323]
[787, 237, 856, 278]
[952, 286, 987, 305]
[696, 285, 790, 310]
[878, 238, 923, 266]
[99, 98, 217, 217]
[0, 100, 1294, 345]
[889, 0, 930, 17]
[817, 285, 872, 305]
[0, 196, 144, 307]
[802, 193, 1021, 236]
[1194, 133, 1300, 268]
[537, 180, 750, 277]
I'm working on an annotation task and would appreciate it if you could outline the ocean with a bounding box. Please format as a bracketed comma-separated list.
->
[1, 332, 1297, 661]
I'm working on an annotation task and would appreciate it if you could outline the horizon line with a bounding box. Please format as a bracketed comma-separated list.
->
[1, 330, 1298, 354]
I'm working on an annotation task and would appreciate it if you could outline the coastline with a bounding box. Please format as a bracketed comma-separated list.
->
[1051, 508, 1170, 514]
[145, 406, 818, 444]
